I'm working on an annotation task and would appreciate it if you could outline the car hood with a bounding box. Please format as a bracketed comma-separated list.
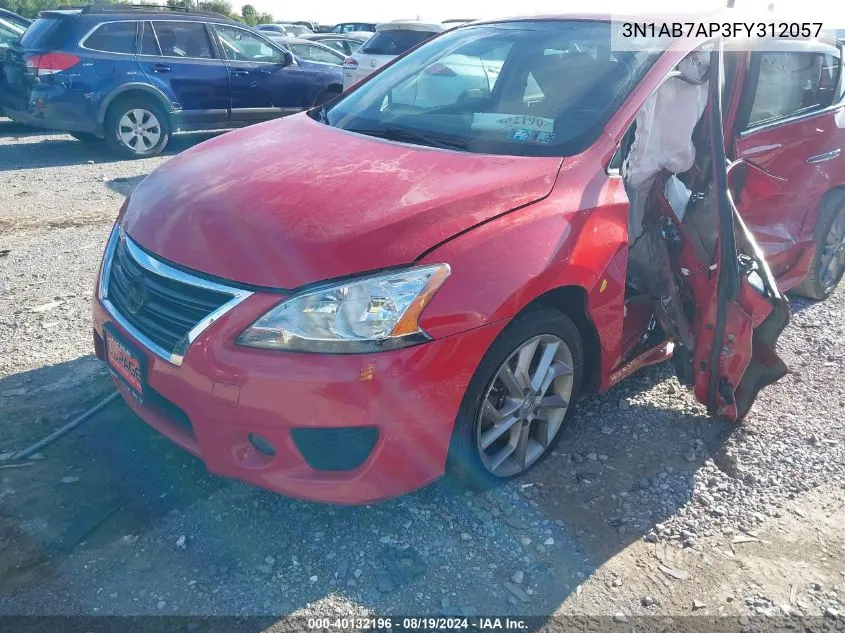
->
[122, 114, 562, 289]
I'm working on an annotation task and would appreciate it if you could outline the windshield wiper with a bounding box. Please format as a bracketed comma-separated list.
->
[341, 125, 469, 150]
[381, 126, 469, 151]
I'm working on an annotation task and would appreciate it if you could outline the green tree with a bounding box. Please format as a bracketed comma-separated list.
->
[240, 3, 257, 24]
[197, 0, 232, 16]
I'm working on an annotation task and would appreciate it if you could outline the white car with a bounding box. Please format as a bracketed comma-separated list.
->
[342, 21, 444, 91]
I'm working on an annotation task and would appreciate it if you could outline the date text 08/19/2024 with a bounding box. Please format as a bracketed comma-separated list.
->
[305, 617, 529, 630]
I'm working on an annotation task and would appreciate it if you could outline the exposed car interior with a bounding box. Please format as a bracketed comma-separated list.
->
[622, 49, 712, 354]
[617, 46, 789, 417]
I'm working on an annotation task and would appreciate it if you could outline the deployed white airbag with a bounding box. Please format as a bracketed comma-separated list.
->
[624, 52, 709, 241]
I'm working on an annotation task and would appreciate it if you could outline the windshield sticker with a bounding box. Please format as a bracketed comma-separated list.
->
[508, 129, 556, 145]
[472, 113, 555, 134]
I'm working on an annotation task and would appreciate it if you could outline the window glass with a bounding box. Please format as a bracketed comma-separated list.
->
[214, 24, 283, 63]
[390, 44, 511, 109]
[152, 21, 214, 59]
[324, 21, 661, 158]
[283, 24, 309, 36]
[0, 20, 23, 47]
[83, 21, 137, 54]
[361, 29, 438, 56]
[747, 51, 841, 127]
[319, 39, 346, 54]
[140, 21, 160, 56]
[20, 17, 67, 49]
[290, 43, 343, 65]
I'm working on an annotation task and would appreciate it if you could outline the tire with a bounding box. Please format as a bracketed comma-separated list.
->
[793, 192, 845, 301]
[313, 87, 342, 107]
[104, 96, 170, 159]
[69, 132, 99, 142]
[446, 306, 584, 491]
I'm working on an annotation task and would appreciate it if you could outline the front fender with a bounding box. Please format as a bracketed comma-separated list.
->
[417, 163, 630, 377]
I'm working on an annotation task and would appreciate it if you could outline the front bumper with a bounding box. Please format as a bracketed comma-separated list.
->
[93, 294, 504, 504]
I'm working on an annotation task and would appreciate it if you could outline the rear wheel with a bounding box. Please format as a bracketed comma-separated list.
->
[446, 307, 583, 490]
[104, 97, 170, 159]
[794, 194, 845, 300]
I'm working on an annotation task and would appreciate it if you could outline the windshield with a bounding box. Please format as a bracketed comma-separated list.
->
[284, 24, 309, 35]
[20, 17, 66, 48]
[321, 20, 661, 158]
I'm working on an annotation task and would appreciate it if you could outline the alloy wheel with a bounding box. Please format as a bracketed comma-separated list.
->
[476, 334, 574, 478]
[820, 208, 845, 292]
[118, 108, 162, 154]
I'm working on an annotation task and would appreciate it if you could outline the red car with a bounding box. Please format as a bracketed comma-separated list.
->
[93, 14, 845, 504]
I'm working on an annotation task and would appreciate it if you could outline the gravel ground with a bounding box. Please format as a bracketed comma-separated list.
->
[1, 119, 844, 626]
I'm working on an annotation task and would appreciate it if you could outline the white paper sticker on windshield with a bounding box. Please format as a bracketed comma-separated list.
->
[471, 113, 555, 134]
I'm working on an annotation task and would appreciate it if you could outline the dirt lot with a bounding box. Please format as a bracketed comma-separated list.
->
[1, 117, 844, 626]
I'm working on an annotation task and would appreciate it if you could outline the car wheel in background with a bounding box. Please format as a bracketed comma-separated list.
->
[313, 86, 342, 107]
[104, 96, 170, 159]
[794, 191, 845, 301]
[69, 132, 99, 142]
[446, 306, 584, 490]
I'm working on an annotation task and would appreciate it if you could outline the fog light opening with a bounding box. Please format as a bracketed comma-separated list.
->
[249, 433, 276, 456]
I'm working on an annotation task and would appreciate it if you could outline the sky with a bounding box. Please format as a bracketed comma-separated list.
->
[231, 0, 840, 27]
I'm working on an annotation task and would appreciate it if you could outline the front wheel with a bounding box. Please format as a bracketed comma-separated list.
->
[446, 307, 584, 490]
[104, 97, 170, 159]
[794, 194, 845, 300]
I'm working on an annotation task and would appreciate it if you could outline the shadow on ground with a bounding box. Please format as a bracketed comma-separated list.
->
[0, 352, 739, 621]
[0, 120, 223, 171]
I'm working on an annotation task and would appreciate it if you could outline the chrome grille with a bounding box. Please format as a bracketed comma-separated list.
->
[101, 229, 252, 365]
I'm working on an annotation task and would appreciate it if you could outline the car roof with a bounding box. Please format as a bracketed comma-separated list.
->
[375, 20, 444, 33]
[40, 5, 235, 23]
[302, 32, 368, 40]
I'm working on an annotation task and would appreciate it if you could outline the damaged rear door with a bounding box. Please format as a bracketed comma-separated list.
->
[675, 43, 791, 421]
[725, 40, 844, 277]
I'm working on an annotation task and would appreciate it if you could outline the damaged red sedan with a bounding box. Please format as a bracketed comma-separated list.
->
[93, 14, 845, 503]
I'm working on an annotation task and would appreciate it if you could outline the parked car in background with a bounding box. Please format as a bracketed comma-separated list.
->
[343, 20, 444, 90]
[331, 22, 376, 34]
[279, 23, 313, 36]
[255, 23, 289, 35]
[0, 8, 30, 78]
[93, 15, 844, 504]
[263, 35, 346, 66]
[0, 8, 30, 44]
[291, 20, 321, 33]
[299, 32, 368, 56]
[0, 5, 342, 158]
[256, 23, 312, 36]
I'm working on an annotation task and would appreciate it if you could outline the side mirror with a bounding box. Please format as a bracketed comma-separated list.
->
[283, 50, 295, 66]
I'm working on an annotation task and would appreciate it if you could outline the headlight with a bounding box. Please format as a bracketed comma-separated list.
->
[236, 264, 451, 353]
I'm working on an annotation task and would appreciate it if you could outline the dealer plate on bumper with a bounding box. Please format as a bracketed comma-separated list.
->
[105, 325, 146, 403]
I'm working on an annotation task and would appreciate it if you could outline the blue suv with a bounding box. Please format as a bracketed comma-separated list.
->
[1, 5, 344, 157]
